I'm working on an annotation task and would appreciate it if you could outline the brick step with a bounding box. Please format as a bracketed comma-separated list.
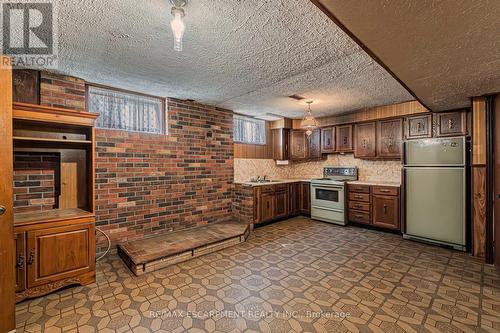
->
[117, 221, 250, 275]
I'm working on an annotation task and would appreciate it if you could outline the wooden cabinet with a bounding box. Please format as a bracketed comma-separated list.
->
[336, 124, 353, 152]
[290, 130, 307, 160]
[288, 182, 300, 216]
[308, 129, 322, 159]
[321, 127, 335, 153]
[354, 122, 376, 158]
[14, 232, 26, 293]
[299, 182, 311, 215]
[405, 114, 432, 139]
[377, 119, 403, 158]
[348, 184, 400, 231]
[272, 128, 290, 160]
[348, 185, 371, 225]
[372, 195, 400, 230]
[274, 185, 288, 219]
[435, 111, 467, 137]
[26, 223, 95, 288]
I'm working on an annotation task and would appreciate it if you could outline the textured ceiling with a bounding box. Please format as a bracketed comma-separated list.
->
[317, 0, 500, 111]
[53, 0, 412, 117]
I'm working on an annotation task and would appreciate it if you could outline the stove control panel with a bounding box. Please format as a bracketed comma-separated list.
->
[323, 167, 358, 180]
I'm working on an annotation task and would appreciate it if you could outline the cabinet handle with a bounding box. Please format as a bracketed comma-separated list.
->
[416, 122, 423, 132]
[448, 119, 454, 129]
[355, 195, 364, 199]
[379, 189, 390, 193]
[383, 205, 388, 215]
[17, 254, 24, 269]
[343, 137, 347, 145]
[355, 215, 364, 219]
[27, 251, 34, 266]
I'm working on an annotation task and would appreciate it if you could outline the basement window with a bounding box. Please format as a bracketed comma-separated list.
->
[233, 114, 266, 145]
[87, 85, 166, 134]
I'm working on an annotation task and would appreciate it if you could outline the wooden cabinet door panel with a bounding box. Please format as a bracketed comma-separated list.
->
[336, 125, 353, 152]
[27, 223, 95, 288]
[435, 112, 467, 137]
[275, 190, 288, 219]
[272, 128, 290, 160]
[321, 127, 335, 153]
[405, 114, 432, 139]
[372, 195, 400, 230]
[348, 210, 371, 225]
[253, 187, 261, 224]
[290, 130, 307, 160]
[288, 183, 300, 216]
[308, 129, 322, 159]
[299, 182, 311, 214]
[377, 119, 403, 159]
[260, 194, 275, 223]
[354, 122, 376, 158]
[15, 231, 26, 293]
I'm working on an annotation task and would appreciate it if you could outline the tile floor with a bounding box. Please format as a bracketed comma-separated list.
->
[16, 217, 500, 333]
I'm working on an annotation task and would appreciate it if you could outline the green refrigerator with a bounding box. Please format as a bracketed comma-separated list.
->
[403, 137, 466, 251]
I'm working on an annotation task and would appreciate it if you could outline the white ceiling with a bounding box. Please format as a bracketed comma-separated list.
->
[317, 0, 500, 111]
[55, 0, 413, 118]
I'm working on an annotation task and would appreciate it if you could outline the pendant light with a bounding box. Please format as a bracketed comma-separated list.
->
[301, 101, 318, 136]
[170, 0, 187, 51]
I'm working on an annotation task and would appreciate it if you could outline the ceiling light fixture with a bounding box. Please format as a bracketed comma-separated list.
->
[301, 101, 318, 136]
[170, 0, 187, 51]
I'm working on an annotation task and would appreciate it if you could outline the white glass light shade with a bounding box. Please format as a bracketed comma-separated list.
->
[171, 8, 185, 51]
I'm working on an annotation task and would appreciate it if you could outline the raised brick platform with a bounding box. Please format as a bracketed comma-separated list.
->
[117, 221, 250, 275]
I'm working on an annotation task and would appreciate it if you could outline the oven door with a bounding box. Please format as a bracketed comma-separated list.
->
[311, 184, 344, 210]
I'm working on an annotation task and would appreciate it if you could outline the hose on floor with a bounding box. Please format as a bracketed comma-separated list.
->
[96, 227, 111, 261]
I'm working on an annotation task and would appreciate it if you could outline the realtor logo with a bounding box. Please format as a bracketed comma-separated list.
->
[1, 0, 58, 68]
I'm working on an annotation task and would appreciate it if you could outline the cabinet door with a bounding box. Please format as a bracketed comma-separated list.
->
[253, 187, 261, 224]
[290, 130, 307, 160]
[321, 127, 335, 153]
[275, 190, 288, 219]
[288, 183, 300, 216]
[260, 194, 275, 222]
[308, 129, 322, 159]
[272, 128, 290, 160]
[336, 124, 353, 152]
[435, 112, 467, 137]
[372, 195, 400, 230]
[27, 223, 95, 288]
[354, 122, 377, 158]
[405, 114, 432, 139]
[299, 182, 311, 214]
[14, 232, 26, 293]
[377, 119, 403, 159]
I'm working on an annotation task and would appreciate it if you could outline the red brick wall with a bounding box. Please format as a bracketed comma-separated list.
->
[233, 184, 254, 226]
[40, 71, 86, 111]
[13, 152, 59, 214]
[38, 73, 235, 253]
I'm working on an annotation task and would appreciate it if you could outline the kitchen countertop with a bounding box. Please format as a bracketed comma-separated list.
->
[235, 179, 312, 187]
[347, 180, 401, 187]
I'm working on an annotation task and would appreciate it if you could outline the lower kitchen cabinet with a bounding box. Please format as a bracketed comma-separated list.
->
[253, 182, 310, 224]
[372, 195, 400, 230]
[348, 184, 400, 231]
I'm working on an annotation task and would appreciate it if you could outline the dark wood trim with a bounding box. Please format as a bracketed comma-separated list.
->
[485, 95, 495, 264]
[309, 0, 432, 111]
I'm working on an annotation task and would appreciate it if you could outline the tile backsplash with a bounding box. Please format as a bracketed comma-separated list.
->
[234, 154, 402, 183]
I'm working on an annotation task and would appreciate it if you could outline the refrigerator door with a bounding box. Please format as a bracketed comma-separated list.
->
[405, 137, 465, 166]
[405, 167, 466, 247]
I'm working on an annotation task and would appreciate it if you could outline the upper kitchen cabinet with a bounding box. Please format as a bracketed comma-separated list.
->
[336, 124, 353, 153]
[377, 119, 403, 158]
[290, 130, 307, 160]
[321, 127, 335, 153]
[308, 129, 322, 159]
[405, 114, 432, 139]
[272, 128, 290, 160]
[354, 122, 376, 158]
[434, 111, 467, 137]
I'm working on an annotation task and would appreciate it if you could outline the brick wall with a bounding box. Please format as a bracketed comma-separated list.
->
[13, 152, 59, 214]
[40, 71, 86, 111]
[232, 183, 254, 226]
[38, 73, 235, 253]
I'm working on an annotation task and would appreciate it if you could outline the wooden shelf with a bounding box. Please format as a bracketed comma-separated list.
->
[13, 136, 92, 145]
[14, 208, 94, 226]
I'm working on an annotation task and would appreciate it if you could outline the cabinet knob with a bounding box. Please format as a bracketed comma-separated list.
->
[383, 205, 388, 215]
[27, 251, 34, 266]
[0, 206, 5, 215]
[17, 254, 24, 269]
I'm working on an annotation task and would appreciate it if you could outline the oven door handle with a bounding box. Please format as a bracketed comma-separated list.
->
[311, 185, 344, 191]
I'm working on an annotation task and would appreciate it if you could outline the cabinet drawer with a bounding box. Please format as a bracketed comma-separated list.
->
[348, 184, 370, 194]
[372, 186, 399, 196]
[260, 185, 275, 194]
[348, 192, 370, 202]
[348, 201, 370, 212]
[349, 210, 370, 224]
[275, 184, 288, 192]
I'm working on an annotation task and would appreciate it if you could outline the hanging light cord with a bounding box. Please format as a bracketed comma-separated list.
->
[96, 227, 111, 261]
